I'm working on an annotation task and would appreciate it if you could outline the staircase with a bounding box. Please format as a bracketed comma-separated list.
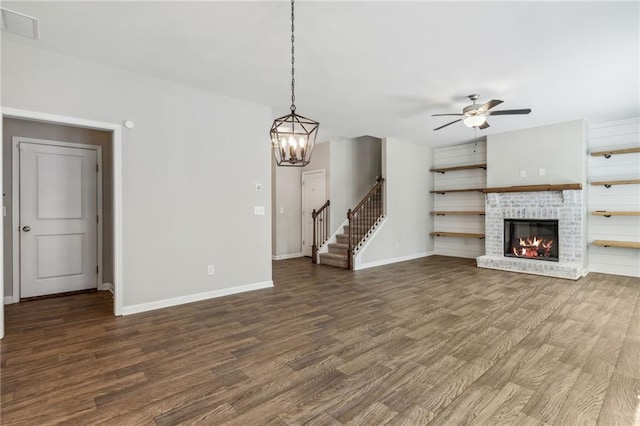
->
[319, 178, 385, 269]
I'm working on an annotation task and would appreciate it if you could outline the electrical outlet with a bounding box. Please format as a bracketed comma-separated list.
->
[520, 170, 526, 178]
[632, 251, 640, 260]
[539, 168, 546, 176]
[255, 183, 262, 191]
[254, 206, 265, 215]
[207, 265, 215, 275]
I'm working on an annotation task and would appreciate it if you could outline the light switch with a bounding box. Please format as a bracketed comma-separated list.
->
[254, 206, 265, 215]
[520, 170, 526, 178]
[280, 207, 284, 214]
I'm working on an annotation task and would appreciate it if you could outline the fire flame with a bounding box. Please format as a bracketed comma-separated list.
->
[512, 236, 554, 258]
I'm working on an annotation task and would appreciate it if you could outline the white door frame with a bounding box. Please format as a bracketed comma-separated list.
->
[12, 137, 104, 300]
[1, 108, 124, 318]
[301, 169, 326, 256]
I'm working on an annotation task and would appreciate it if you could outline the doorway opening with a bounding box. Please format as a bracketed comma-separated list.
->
[2, 109, 123, 318]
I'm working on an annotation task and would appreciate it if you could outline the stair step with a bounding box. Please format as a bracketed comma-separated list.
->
[336, 234, 360, 244]
[319, 252, 348, 268]
[343, 225, 375, 233]
[328, 243, 349, 256]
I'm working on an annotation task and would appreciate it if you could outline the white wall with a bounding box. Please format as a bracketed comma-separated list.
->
[2, 40, 273, 310]
[358, 137, 433, 267]
[487, 120, 585, 187]
[432, 140, 486, 259]
[587, 117, 640, 277]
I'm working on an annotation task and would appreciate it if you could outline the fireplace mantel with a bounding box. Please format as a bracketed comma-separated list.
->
[483, 183, 582, 193]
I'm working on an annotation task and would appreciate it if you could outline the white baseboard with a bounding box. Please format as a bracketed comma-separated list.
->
[4, 296, 15, 305]
[121, 280, 274, 316]
[355, 251, 435, 271]
[98, 282, 113, 292]
[272, 253, 303, 260]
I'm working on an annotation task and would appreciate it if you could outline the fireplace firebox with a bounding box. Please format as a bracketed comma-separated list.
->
[504, 219, 559, 262]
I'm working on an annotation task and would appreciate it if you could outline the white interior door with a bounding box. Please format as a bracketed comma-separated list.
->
[301, 170, 326, 257]
[19, 142, 98, 298]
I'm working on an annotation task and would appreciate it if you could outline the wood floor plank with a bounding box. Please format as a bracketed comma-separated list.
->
[0, 256, 638, 424]
[597, 372, 640, 425]
[425, 381, 499, 425]
[469, 382, 534, 425]
[552, 369, 612, 426]
[521, 362, 582, 424]
[344, 401, 397, 426]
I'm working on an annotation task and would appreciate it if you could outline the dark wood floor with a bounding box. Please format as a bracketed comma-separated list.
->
[1, 256, 639, 425]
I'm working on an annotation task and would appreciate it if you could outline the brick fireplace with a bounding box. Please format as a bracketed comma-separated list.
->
[476, 187, 586, 279]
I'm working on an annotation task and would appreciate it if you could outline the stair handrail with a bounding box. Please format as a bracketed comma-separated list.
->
[347, 177, 385, 269]
[311, 200, 330, 264]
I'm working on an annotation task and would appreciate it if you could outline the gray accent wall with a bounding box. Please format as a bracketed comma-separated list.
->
[2, 40, 272, 308]
[3, 118, 114, 298]
[329, 136, 382, 232]
[486, 120, 585, 187]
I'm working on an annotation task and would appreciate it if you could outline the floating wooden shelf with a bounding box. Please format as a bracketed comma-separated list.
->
[592, 240, 640, 249]
[431, 188, 485, 194]
[483, 183, 582, 193]
[590, 147, 640, 158]
[590, 179, 640, 188]
[430, 231, 485, 239]
[591, 211, 640, 217]
[430, 211, 485, 216]
[430, 163, 487, 174]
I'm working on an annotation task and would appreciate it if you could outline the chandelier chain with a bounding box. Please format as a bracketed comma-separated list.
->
[290, 0, 296, 112]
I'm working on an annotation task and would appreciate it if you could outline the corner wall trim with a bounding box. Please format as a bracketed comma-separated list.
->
[121, 280, 274, 316]
[272, 253, 304, 260]
[4, 297, 14, 305]
[354, 251, 435, 271]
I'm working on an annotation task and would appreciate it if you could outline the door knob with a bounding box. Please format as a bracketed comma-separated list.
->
[22, 226, 31, 232]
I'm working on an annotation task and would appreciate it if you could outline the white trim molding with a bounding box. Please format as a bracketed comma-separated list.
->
[121, 280, 274, 316]
[354, 251, 435, 271]
[98, 282, 113, 292]
[4, 297, 14, 305]
[272, 253, 304, 261]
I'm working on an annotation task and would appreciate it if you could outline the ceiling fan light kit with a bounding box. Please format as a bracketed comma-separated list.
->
[432, 94, 531, 131]
[463, 115, 487, 128]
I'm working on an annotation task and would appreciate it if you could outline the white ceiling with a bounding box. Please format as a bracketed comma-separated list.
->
[2, 1, 639, 146]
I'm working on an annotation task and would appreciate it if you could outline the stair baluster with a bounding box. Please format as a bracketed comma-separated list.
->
[311, 200, 330, 263]
[347, 177, 384, 269]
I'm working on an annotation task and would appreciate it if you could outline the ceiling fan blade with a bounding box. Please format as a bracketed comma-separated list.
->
[489, 109, 532, 116]
[477, 99, 503, 112]
[479, 121, 490, 129]
[433, 119, 462, 131]
[431, 113, 463, 117]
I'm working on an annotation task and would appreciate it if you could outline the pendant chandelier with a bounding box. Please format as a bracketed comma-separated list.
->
[270, 0, 319, 167]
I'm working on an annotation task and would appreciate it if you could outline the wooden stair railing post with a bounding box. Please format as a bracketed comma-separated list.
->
[312, 200, 330, 264]
[311, 208, 318, 264]
[347, 208, 353, 269]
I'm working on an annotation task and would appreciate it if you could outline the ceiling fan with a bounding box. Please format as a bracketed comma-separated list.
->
[432, 94, 531, 131]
